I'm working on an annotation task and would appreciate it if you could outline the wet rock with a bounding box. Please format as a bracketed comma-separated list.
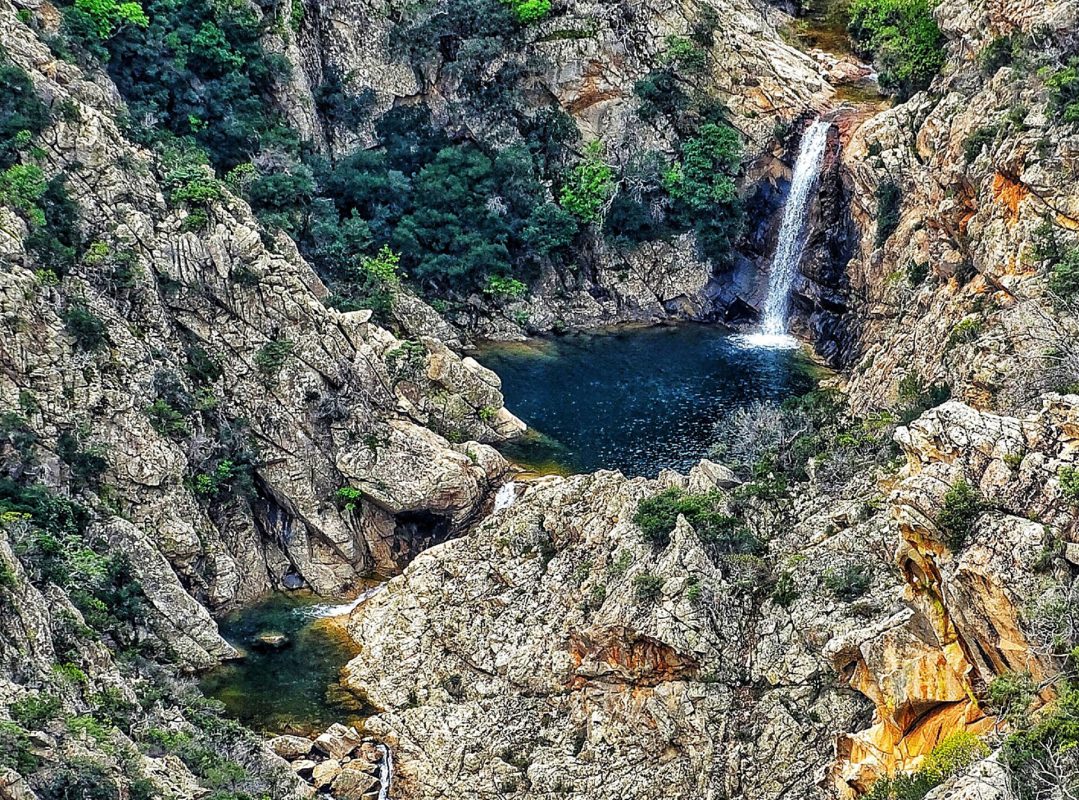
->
[252, 632, 291, 651]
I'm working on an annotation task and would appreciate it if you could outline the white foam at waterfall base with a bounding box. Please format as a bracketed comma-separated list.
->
[493, 480, 517, 511]
[758, 120, 832, 338]
[299, 584, 386, 619]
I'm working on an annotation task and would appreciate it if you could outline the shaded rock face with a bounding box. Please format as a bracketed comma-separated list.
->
[838, 0, 1079, 413]
[0, 0, 524, 609]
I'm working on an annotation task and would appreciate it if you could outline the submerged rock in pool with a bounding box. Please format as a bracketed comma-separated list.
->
[252, 631, 291, 650]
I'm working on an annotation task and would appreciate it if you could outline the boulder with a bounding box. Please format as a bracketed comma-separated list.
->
[268, 735, 313, 760]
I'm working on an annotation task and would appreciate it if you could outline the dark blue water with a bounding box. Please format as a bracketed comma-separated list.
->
[477, 325, 819, 477]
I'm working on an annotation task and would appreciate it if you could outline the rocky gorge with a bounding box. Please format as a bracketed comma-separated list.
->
[0, 0, 1078, 799]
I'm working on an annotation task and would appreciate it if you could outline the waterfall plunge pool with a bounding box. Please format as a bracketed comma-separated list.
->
[477, 324, 821, 478]
[199, 589, 381, 736]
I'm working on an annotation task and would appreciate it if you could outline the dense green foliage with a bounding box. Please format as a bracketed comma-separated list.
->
[0, 58, 49, 170]
[875, 180, 902, 246]
[866, 731, 988, 800]
[634, 488, 761, 554]
[1000, 680, 1079, 800]
[935, 478, 983, 551]
[0, 480, 146, 648]
[848, 0, 945, 99]
[1046, 58, 1079, 126]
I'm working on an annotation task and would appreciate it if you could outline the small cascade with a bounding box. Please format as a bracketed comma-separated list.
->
[493, 480, 518, 512]
[376, 743, 393, 800]
[754, 120, 832, 343]
[301, 584, 386, 619]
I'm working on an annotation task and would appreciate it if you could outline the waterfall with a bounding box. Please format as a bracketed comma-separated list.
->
[757, 120, 832, 338]
[376, 743, 393, 800]
[493, 480, 517, 512]
[300, 584, 386, 619]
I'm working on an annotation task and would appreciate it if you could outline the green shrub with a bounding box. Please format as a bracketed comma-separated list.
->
[500, 0, 551, 23]
[772, 571, 799, 607]
[1045, 58, 1079, 126]
[963, 125, 998, 163]
[907, 260, 930, 285]
[1000, 680, 1079, 800]
[62, 304, 109, 352]
[875, 180, 902, 246]
[0, 720, 39, 773]
[935, 479, 983, 551]
[1048, 248, 1079, 299]
[978, 35, 1019, 75]
[663, 35, 708, 74]
[634, 488, 759, 553]
[633, 573, 664, 602]
[0, 163, 47, 222]
[663, 123, 740, 211]
[1058, 467, 1079, 505]
[145, 399, 189, 439]
[484, 275, 527, 300]
[822, 563, 873, 600]
[946, 317, 981, 348]
[254, 338, 294, 383]
[921, 730, 988, 780]
[73, 0, 149, 40]
[866, 730, 987, 800]
[896, 372, 950, 424]
[33, 756, 119, 800]
[848, 0, 945, 99]
[0, 59, 49, 171]
[560, 141, 615, 223]
[987, 671, 1036, 724]
[10, 692, 61, 728]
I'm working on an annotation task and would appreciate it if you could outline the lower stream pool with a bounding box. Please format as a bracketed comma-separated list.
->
[200, 590, 379, 736]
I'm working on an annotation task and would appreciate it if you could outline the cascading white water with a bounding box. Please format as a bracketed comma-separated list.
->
[758, 120, 832, 338]
[493, 480, 518, 512]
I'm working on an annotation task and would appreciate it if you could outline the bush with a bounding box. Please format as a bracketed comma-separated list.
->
[0, 721, 39, 773]
[866, 730, 987, 800]
[145, 399, 189, 439]
[500, 0, 551, 23]
[1058, 466, 1079, 505]
[822, 563, 873, 600]
[633, 573, 664, 602]
[634, 488, 760, 553]
[1000, 680, 1079, 800]
[0, 59, 49, 170]
[10, 693, 61, 728]
[62, 304, 109, 352]
[875, 180, 902, 246]
[848, 0, 945, 100]
[1046, 59, 1079, 126]
[987, 672, 1036, 724]
[560, 141, 615, 223]
[963, 125, 998, 164]
[935, 479, 983, 551]
[896, 372, 950, 424]
[946, 317, 981, 348]
[254, 339, 294, 383]
[33, 756, 119, 800]
[73, 0, 149, 40]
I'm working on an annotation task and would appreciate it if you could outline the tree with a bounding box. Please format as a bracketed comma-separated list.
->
[73, 0, 148, 40]
[560, 141, 615, 223]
